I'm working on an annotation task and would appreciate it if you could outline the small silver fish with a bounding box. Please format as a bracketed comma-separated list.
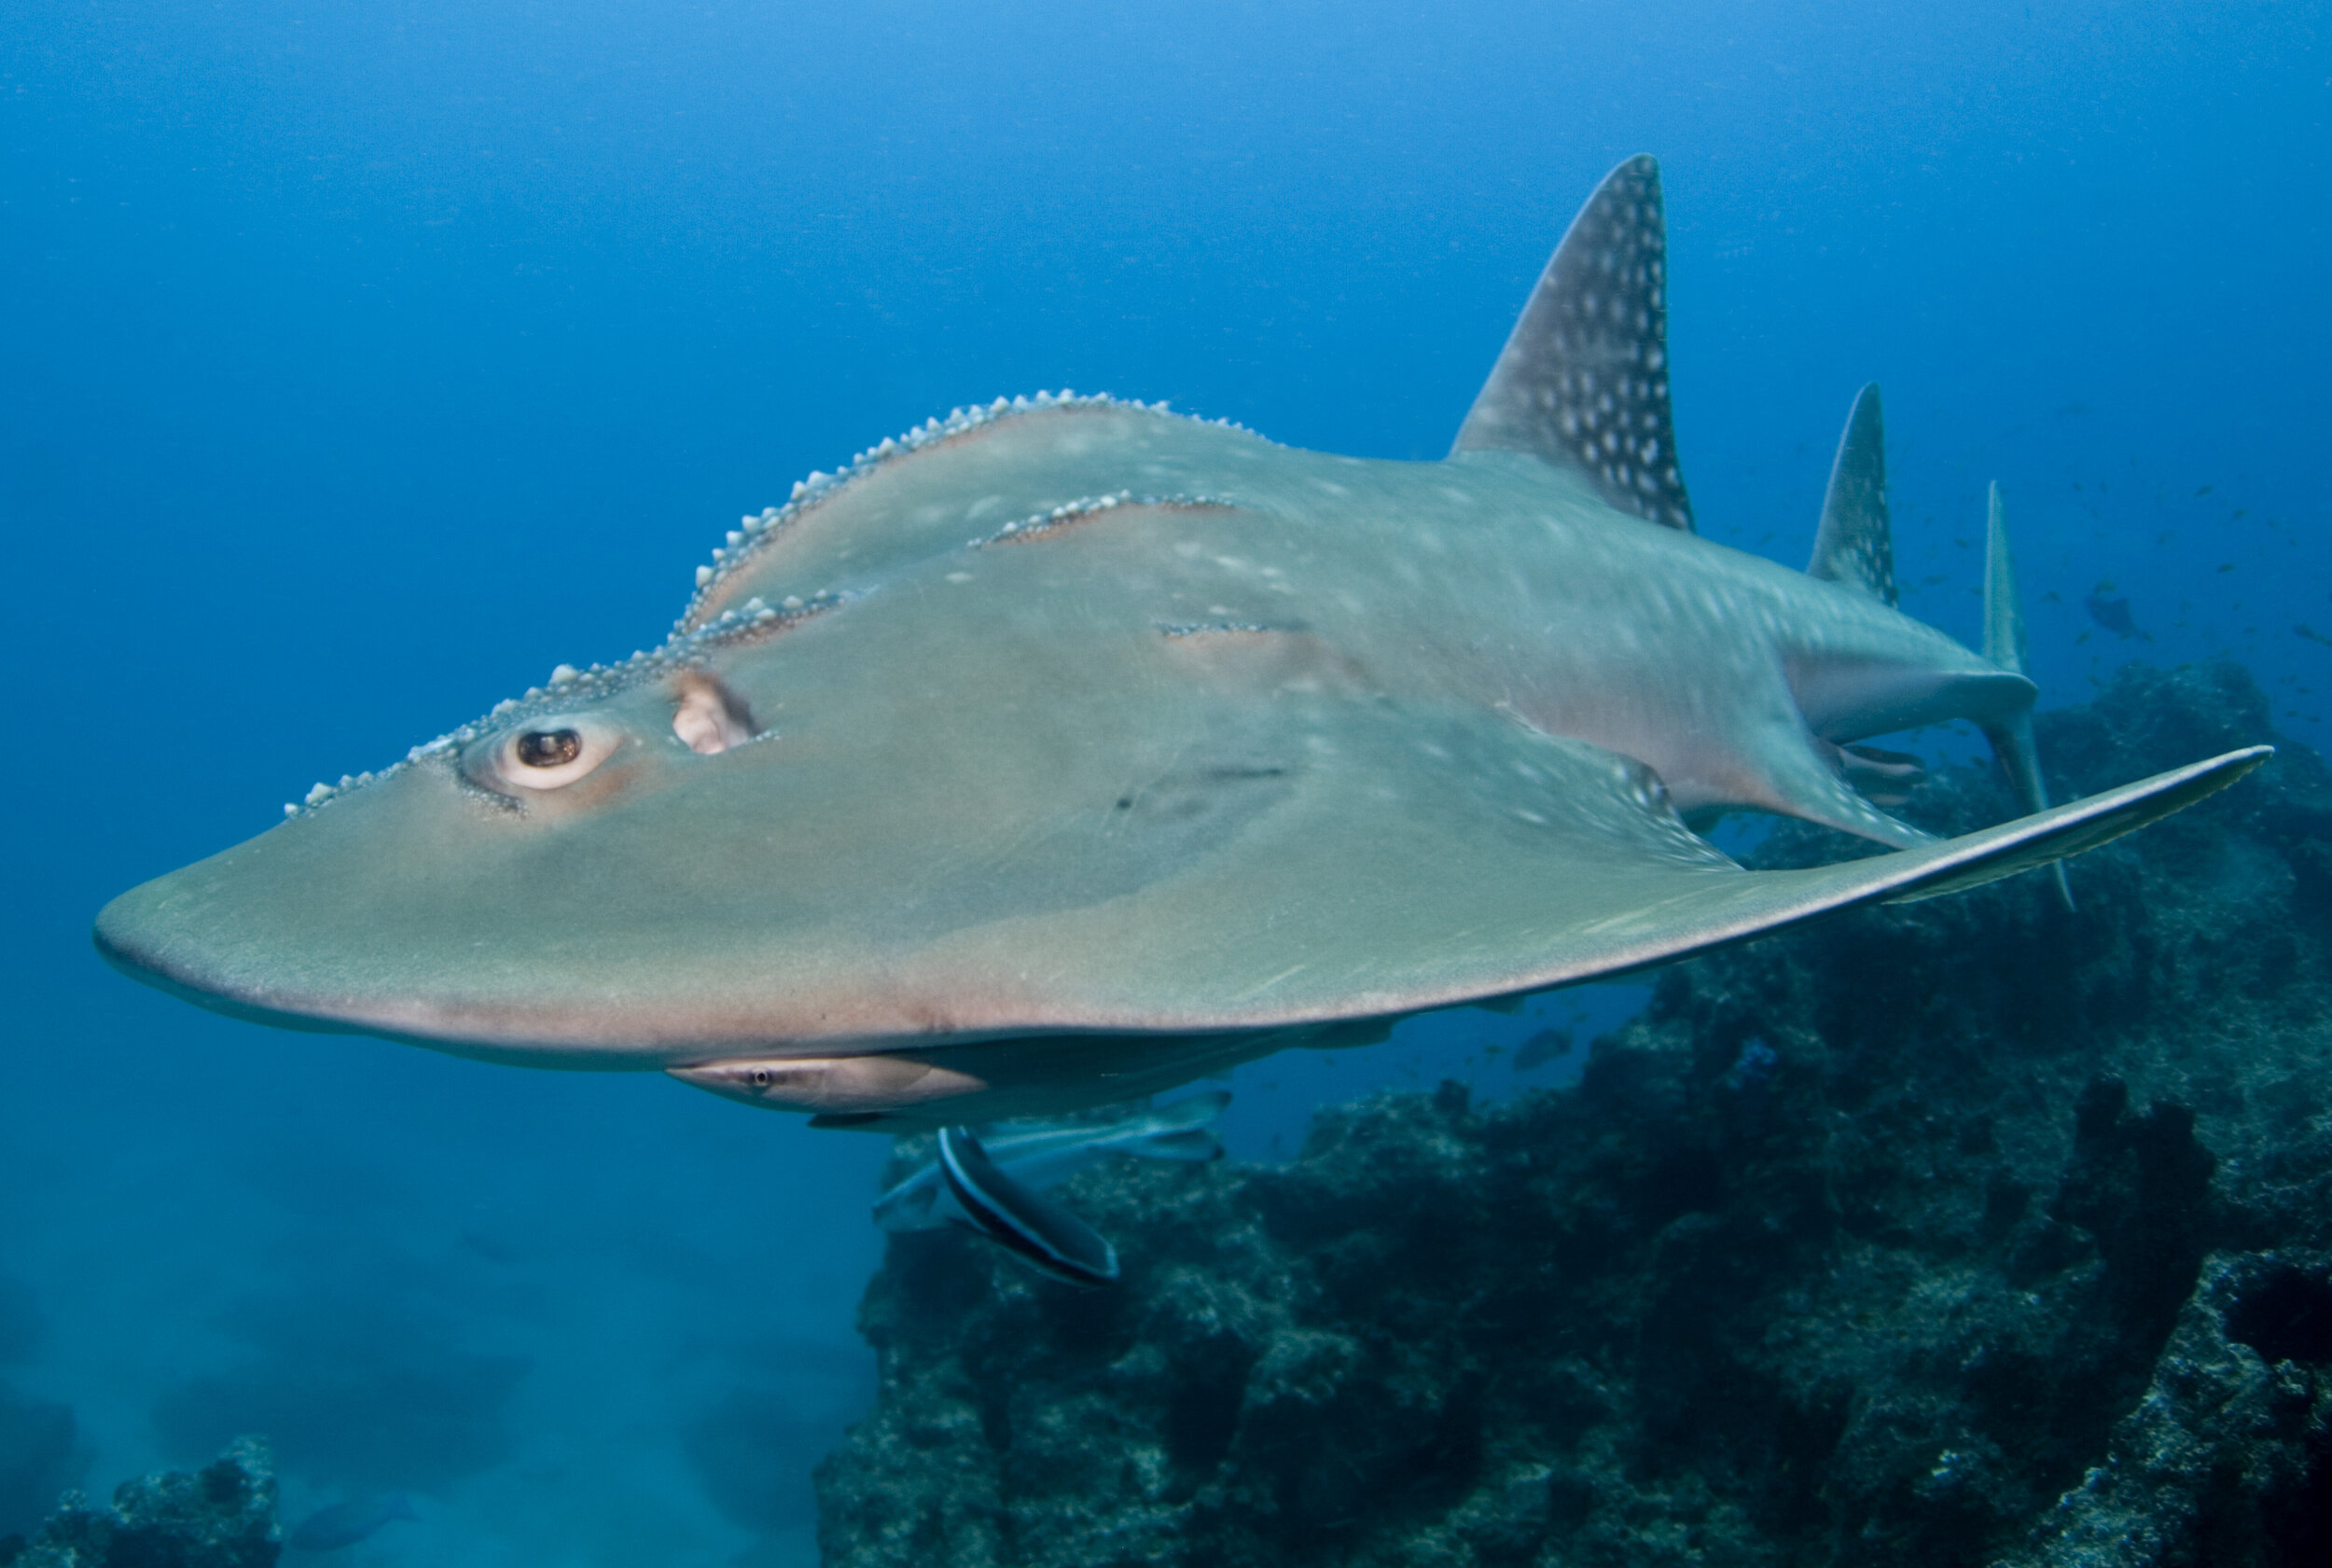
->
[875, 1091, 1228, 1235]
[286, 1492, 418, 1553]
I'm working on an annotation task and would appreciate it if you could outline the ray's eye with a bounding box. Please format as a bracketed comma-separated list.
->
[516, 728, 583, 768]
[471, 714, 622, 794]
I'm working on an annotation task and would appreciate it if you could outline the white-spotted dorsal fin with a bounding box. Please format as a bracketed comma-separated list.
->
[1808, 383, 1896, 604]
[1451, 154, 1694, 533]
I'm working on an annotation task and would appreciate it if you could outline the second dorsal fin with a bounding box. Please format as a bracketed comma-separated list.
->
[1450, 154, 1695, 533]
[1982, 481, 2028, 677]
[1808, 383, 1897, 605]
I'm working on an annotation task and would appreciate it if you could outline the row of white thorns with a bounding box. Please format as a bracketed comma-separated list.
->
[287, 391, 1261, 817]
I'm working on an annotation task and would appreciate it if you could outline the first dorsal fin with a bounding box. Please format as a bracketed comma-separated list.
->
[1808, 383, 1897, 604]
[1450, 154, 1695, 533]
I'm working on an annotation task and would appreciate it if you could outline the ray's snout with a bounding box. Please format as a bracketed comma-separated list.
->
[83, 751, 742, 1062]
[91, 867, 339, 1035]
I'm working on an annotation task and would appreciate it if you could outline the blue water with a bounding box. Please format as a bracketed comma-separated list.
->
[3, 3, 2323, 1561]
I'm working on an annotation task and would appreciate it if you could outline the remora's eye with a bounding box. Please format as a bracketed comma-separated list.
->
[474, 715, 622, 793]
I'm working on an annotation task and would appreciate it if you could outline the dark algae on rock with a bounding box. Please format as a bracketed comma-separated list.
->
[1, 1439, 278, 1568]
[814, 663, 2332, 1568]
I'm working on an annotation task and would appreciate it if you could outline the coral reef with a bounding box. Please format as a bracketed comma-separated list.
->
[0, 1439, 277, 1568]
[814, 662, 2332, 1567]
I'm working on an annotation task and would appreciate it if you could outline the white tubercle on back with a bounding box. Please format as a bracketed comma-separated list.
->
[280, 390, 1267, 819]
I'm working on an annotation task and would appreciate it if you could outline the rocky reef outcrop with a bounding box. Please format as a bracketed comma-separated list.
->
[814, 662, 2332, 1568]
[0, 1440, 278, 1568]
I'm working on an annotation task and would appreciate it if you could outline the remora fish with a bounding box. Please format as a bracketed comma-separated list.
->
[935, 1125, 1119, 1286]
[96, 156, 2270, 1145]
[871, 1090, 1228, 1234]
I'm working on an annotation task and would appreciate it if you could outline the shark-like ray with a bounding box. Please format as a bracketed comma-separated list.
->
[95, 156, 2269, 1131]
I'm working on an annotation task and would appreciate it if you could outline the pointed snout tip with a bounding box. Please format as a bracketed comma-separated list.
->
[89, 874, 369, 1040]
[91, 882, 175, 992]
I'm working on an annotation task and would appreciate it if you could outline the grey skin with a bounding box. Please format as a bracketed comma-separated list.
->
[93, 157, 2268, 1131]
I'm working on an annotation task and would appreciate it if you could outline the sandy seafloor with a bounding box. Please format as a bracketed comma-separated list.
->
[1, 3, 2325, 1563]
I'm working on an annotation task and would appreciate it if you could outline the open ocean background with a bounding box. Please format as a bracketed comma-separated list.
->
[3, 3, 2324, 1562]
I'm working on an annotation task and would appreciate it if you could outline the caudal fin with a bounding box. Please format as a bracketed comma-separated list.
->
[1982, 481, 2028, 678]
[1978, 481, 2073, 909]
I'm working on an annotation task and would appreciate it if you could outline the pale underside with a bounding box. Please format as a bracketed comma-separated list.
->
[96, 402, 2268, 1125]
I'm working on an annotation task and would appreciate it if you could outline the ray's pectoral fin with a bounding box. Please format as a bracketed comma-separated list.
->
[937, 1127, 1120, 1287]
[1878, 749, 2268, 904]
[1451, 154, 1695, 533]
[1978, 482, 2074, 910]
